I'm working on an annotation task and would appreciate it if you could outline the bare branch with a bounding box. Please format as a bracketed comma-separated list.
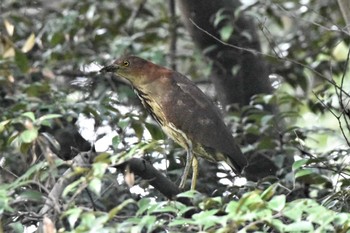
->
[189, 18, 350, 99]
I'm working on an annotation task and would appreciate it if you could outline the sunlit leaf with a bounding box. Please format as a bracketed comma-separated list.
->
[283, 202, 303, 221]
[4, 19, 14, 36]
[192, 209, 220, 230]
[22, 112, 36, 122]
[260, 184, 277, 201]
[36, 114, 62, 123]
[88, 177, 102, 195]
[292, 159, 308, 171]
[219, 25, 233, 41]
[20, 128, 38, 143]
[332, 41, 349, 61]
[284, 221, 314, 231]
[92, 162, 108, 177]
[268, 195, 286, 212]
[80, 212, 96, 229]
[64, 207, 83, 229]
[21, 33, 35, 53]
[0, 120, 11, 133]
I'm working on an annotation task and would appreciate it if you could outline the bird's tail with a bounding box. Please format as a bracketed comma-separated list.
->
[225, 144, 248, 174]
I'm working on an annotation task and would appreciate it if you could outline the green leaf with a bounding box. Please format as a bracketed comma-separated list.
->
[50, 32, 64, 46]
[268, 195, 286, 212]
[225, 200, 239, 214]
[108, 199, 135, 219]
[139, 215, 157, 232]
[145, 122, 164, 140]
[295, 168, 314, 178]
[219, 25, 233, 41]
[18, 190, 44, 202]
[284, 221, 314, 232]
[192, 209, 220, 230]
[88, 177, 102, 195]
[20, 128, 38, 143]
[0, 120, 11, 133]
[21, 112, 36, 122]
[36, 114, 62, 125]
[64, 207, 83, 229]
[93, 152, 111, 163]
[238, 191, 264, 212]
[131, 121, 144, 140]
[79, 212, 96, 229]
[15, 49, 30, 73]
[292, 159, 308, 171]
[92, 162, 108, 177]
[137, 198, 152, 216]
[63, 177, 84, 197]
[8, 223, 24, 233]
[176, 190, 201, 199]
[213, 8, 229, 27]
[270, 219, 286, 232]
[112, 135, 121, 149]
[0, 188, 14, 214]
[168, 218, 195, 227]
[148, 202, 178, 214]
[283, 201, 303, 221]
[295, 169, 330, 184]
[333, 213, 350, 227]
[260, 184, 277, 201]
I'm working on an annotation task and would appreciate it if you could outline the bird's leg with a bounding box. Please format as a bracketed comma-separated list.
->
[179, 142, 193, 189]
[191, 156, 198, 190]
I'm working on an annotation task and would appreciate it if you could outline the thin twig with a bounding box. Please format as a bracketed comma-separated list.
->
[168, 0, 177, 70]
[189, 18, 350, 99]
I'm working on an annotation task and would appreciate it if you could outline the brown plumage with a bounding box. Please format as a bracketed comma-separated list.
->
[100, 55, 247, 189]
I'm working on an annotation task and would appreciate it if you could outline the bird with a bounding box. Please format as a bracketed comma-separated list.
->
[100, 55, 247, 190]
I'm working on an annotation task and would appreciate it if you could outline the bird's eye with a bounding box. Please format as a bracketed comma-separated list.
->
[122, 60, 129, 67]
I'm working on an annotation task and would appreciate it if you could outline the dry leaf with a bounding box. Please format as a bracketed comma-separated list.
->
[4, 19, 14, 36]
[22, 33, 36, 53]
[1, 36, 15, 58]
[43, 216, 56, 233]
[124, 165, 135, 188]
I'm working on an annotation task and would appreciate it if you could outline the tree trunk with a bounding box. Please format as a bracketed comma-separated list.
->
[178, 0, 272, 108]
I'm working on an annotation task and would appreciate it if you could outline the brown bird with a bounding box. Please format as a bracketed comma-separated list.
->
[100, 55, 247, 190]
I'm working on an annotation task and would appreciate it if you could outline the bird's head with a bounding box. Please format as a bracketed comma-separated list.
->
[100, 55, 156, 87]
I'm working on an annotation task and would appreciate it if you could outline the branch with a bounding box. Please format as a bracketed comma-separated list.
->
[168, 0, 177, 70]
[37, 151, 94, 233]
[337, 0, 350, 34]
[127, 158, 181, 198]
[188, 18, 350, 98]
[121, 158, 196, 218]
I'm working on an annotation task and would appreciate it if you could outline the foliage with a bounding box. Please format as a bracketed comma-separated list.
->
[0, 0, 349, 232]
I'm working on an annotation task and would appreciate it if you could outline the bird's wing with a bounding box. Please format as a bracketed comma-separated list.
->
[163, 72, 247, 171]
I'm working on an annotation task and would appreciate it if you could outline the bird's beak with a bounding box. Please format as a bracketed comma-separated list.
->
[100, 64, 118, 73]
